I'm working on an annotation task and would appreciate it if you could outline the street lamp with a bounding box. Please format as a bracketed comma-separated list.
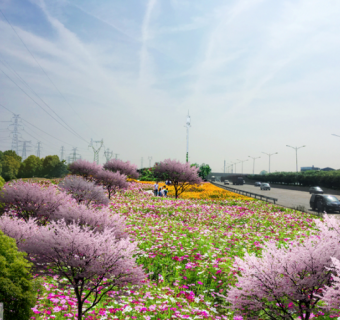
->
[286, 145, 306, 172]
[261, 152, 278, 173]
[248, 156, 261, 175]
[237, 159, 248, 174]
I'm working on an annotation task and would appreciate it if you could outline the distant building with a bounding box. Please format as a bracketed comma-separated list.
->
[301, 165, 320, 172]
[321, 167, 335, 171]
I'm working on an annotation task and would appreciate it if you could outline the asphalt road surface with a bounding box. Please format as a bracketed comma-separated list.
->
[214, 182, 340, 216]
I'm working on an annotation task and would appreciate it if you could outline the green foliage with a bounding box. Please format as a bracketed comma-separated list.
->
[3, 150, 22, 163]
[248, 170, 340, 189]
[0, 230, 38, 320]
[1, 154, 21, 181]
[18, 155, 43, 178]
[198, 163, 211, 179]
[0, 176, 5, 188]
[139, 167, 157, 181]
[41, 155, 68, 178]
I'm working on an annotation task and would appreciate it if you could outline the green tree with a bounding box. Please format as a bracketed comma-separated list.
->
[1, 155, 21, 181]
[0, 230, 38, 320]
[18, 155, 43, 178]
[198, 163, 211, 179]
[0, 176, 5, 188]
[42, 155, 68, 178]
[3, 150, 22, 163]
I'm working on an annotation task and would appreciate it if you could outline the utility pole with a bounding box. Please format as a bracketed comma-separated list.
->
[104, 148, 113, 163]
[237, 159, 249, 174]
[114, 153, 119, 160]
[36, 141, 42, 158]
[248, 156, 261, 175]
[184, 112, 191, 162]
[20, 140, 31, 161]
[89, 139, 104, 164]
[148, 156, 152, 167]
[60, 146, 65, 161]
[286, 145, 306, 172]
[262, 152, 278, 173]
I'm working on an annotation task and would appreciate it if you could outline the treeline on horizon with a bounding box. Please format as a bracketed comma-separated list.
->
[0, 150, 68, 181]
[248, 170, 340, 189]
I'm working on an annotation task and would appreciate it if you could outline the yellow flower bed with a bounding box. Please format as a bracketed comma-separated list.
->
[135, 180, 251, 201]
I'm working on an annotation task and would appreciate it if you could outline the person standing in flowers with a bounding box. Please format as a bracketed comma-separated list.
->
[163, 187, 168, 197]
[158, 187, 164, 197]
[153, 182, 159, 196]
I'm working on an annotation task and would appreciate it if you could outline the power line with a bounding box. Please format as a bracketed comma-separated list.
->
[0, 65, 89, 143]
[0, 8, 96, 136]
[0, 57, 89, 142]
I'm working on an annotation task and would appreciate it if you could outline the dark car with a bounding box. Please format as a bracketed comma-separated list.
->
[309, 186, 323, 194]
[310, 194, 340, 213]
[254, 182, 262, 187]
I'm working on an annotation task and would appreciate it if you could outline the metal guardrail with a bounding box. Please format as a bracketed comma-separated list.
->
[211, 182, 278, 204]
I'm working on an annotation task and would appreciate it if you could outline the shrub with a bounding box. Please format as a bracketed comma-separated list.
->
[103, 159, 139, 179]
[68, 159, 102, 180]
[0, 181, 72, 223]
[59, 175, 109, 207]
[0, 229, 38, 320]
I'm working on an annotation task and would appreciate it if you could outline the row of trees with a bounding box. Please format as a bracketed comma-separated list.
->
[0, 150, 68, 181]
[248, 170, 340, 189]
[0, 158, 143, 320]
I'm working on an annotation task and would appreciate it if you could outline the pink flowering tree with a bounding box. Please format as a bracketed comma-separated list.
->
[103, 159, 139, 179]
[0, 218, 145, 320]
[314, 215, 340, 314]
[95, 170, 128, 199]
[59, 175, 109, 207]
[153, 159, 202, 198]
[225, 235, 340, 320]
[0, 180, 71, 223]
[68, 159, 102, 180]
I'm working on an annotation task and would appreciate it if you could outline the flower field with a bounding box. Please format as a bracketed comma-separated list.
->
[28, 181, 323, 320]
[136, 181, 251, 201]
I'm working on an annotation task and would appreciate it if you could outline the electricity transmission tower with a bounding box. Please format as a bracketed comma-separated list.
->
[89, 139, 104, 164]
[184, 112, 191, 162]
[36, 141, 42, 158]
[69, 147, 81, 163]
[4, 114, 23, 154]
[103, 148, 113, 163]
[114, 153, 119, 159]
[148, 156, 152, 167]
[141, 157, 143, 169]
[60, 146, 65, 161]
[20, 140, 31, 161]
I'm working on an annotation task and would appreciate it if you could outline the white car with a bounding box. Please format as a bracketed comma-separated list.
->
[260, 183, 271, 190]
[224, 180, 230, 185]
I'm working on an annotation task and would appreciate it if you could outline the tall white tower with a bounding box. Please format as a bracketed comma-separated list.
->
[89, 139, 104, 164]
[185, 112, 191, 163]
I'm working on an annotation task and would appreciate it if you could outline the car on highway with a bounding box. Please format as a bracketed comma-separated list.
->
[309, 186, 323, 194]
[224, 180, 230, 185]
[310, 194, 340, 212]
[260, 183, 271, 190]
[254, 182, 262, 187]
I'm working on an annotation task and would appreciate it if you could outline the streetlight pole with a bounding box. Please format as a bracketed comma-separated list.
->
[261, 152, 278, 173]
[286, 145, 306, 172]
[237, 159, 248, 174]
[248, 156, 261, 175]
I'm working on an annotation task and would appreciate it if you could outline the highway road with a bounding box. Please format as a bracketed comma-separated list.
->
[214, 181, 340, 216]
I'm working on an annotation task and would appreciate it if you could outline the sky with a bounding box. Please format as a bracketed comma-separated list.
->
[0, 0, 340, 174]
